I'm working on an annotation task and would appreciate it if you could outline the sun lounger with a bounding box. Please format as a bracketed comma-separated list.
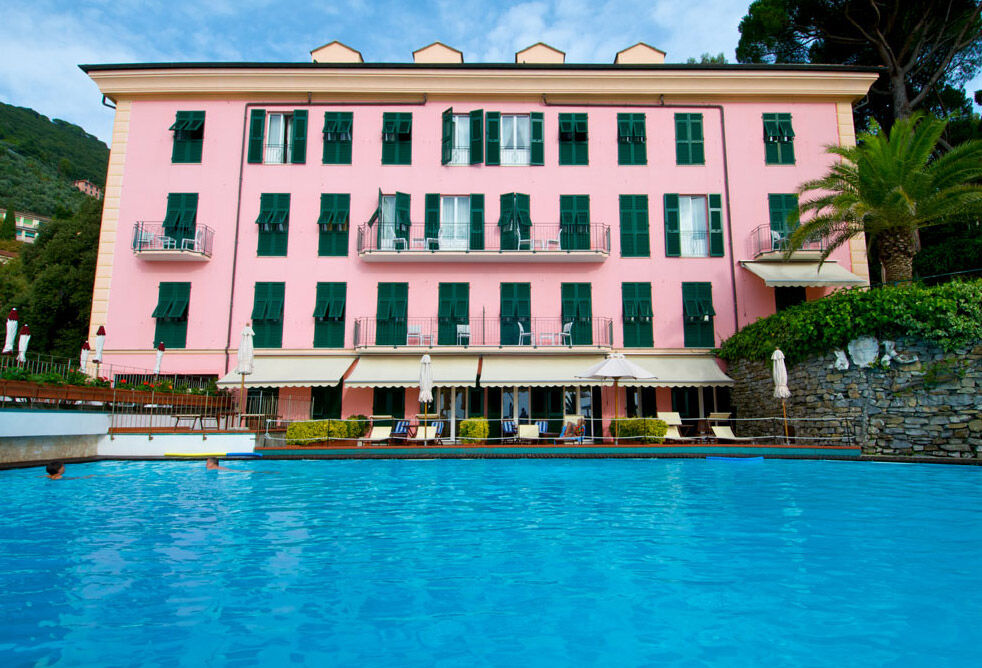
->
[663, 425, 700, 442]
[360, 425, 391, 444]
[556, 421, 585, 444]
[711, 425, 764, 442]
[391, 420, 411, 441]
[502, 420, 517, 443]
[656, 411, 684, 426]
[410, 425, 439, 443]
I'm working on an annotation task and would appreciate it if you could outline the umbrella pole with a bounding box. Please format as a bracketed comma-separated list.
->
[613, 379, 618, 444]
[239, 373, 246, 415]
[782, 399, 789, 444]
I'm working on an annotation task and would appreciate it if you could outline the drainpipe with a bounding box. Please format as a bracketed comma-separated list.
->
[540, 96, 741, 335]
[223, 96, 428, 374]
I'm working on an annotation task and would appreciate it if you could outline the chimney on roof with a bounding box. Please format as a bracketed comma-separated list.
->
[413, 42, 464, 64]
[515, 43, 565, 64]
[310, 41, 364, 63]
[615, 43, 666, 65]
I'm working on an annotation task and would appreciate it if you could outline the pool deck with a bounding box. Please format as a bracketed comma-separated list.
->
[254, 442, 864, 459]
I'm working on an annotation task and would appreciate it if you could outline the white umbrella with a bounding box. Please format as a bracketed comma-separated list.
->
[80, 341, 90, 373]
[16, 325, 30, 363]
[3, 308, 17, 354]
[154, 342, 165, 375]
[418, 354, 433, 444]
[235, 323, 255, 413]
[94, 325, 106, 362]
[772, 349, 791, 443]
[578, 353, 655, 440]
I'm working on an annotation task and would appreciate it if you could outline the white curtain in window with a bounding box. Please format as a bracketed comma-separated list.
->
[501, 115, 531, 165]
[440, 196, 470, 250]
[265, 113, 291, 164]
[679, 195, 708, 257]
[451, 116, 470, 165]
[379, 196, 398, 249]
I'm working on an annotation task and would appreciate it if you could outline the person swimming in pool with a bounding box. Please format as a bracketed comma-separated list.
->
[45, 462, 65, 479]
[206, 457, 233, 471]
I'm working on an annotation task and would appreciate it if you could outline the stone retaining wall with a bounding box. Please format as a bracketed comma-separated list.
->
[727, 340, 982, 458]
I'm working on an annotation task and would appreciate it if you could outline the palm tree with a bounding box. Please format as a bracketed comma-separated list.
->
[787, 114, 982, 283]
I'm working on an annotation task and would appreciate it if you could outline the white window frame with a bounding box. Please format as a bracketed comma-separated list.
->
[378, 195, 398, 250]
[501, 114, 531, 166]
[264, 112, 293, 164]
[450, 115, 470, 165]
[440, 195, 470, 251]
[678, 195, 709, 257]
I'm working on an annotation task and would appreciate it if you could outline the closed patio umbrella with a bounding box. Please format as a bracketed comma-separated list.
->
[16, 325, 30, 363]
[419, 354, 433, 444]
[154, 342, 165, 375]
[3, 308, 17, 355]
[93, 326, 106, 362]
[578, 353, 655, 440]
[80, 341, 90, 374]
[235, 323, 255, 413]
[772, 349, 791, 443]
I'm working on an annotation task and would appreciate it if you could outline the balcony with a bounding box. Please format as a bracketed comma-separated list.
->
[356, 222, 610, 262]
[353, 316, 614, 349]
[750, 224, 826, 260]
[132, 222, 214, 261]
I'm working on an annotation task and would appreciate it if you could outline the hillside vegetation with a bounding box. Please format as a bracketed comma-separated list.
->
[717, 281, 982, 363]
[0, 102, 109, 217]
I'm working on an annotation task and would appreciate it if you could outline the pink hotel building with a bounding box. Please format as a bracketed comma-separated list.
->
[81, 41, 877, 439]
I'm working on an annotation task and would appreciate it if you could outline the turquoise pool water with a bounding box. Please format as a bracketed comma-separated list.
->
[1, 459, 980, 666]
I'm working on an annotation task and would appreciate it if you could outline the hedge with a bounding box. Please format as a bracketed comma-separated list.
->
[609, 418, 668, 443]
[717, 280, 982, 363]
[458, 418, 489, 443]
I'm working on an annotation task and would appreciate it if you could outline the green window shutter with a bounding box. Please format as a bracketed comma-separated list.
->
[376, 282, 408, 346]
[313, 282, 346, 348]
[338, 113, 353, 164]
[560, 195, 589, 250]
[163, 194, 182, 236]
[247, 109, 265, 163]
[682, 282, 715, 348]
[470, 194, 485, 251]
[676, 113, 704, 165]
[152, 282, 173, 318]
[530, 112, 544, 165]
[252, 282, 284, 348]
[689, 114, 704, 164]
[664, 193, 681, 257]
[322, 112, 353, 164]
[395, 192, 411, 245]
[398, 113, 412, 164]
[171, 111, 204, 163]
[632, 114, 647, 166]
[251, 283, 269, 320]
[498, 193, 515, 227]
[561, 282, 592, 345]
[382, 112, 411, 164]
[708, 194, 724, 257]
[441, 108, 453, 165]
[425, 194, 440, 249]
[618, 113, 646, 165]
[619, 194, 649, 257]
[469, 110, 484, 164]
[257, 193, 289, 256]
[290, 109, 308, 164]
[318, 193, 350, 256]
[574, 113, 589, 165]
[485, 111, 500, 166]
[763, 113, 794, 164]
[622, 282, 653, 348]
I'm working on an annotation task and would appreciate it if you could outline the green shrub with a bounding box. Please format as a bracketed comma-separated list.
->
[1, 366, 31, 381]
[718, 280, 982, 363]
[64, 370, 89, 386]
[346, 414, 370, 438]
[458, 417, 490, 443]
[609, 418, 667, 443]
[285, 419, 349, 445]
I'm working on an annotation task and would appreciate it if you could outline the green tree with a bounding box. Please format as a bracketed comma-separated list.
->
[0, 207, 14, 240]
[686, 52, 729, 64]
[787, 114, 982, 282]
[737, 0, 982, 129]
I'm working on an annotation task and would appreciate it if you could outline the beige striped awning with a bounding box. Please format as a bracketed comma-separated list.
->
[741, 261, 869, 287]
[618, 354, 734, 387]
[345, 355, 479, 388]
[217, 355, 356, 388]
[479, 355, 606, 387]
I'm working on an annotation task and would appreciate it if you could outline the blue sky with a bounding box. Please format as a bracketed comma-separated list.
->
[1, 0, 979, 145]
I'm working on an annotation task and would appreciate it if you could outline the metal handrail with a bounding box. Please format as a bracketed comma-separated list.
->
[356, 221, 610, 254]
[132, 221, 214, 257]
[353, 315, 614, 348]
[750, 224, 825, 258]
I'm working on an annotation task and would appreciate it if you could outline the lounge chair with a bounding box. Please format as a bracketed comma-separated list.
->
[410, 425, 439, 443]
[502, 420, 517, 443]
[391, 420, 411, 442]
[663, 425, 700, 442]
[711, 425, 764, 443]
[517, 424, 540, 442]
[708, 412, 731, 424]
[360, 425, 391, 444]
[556, 421, 585, 445]
[535, 420, 550, 436]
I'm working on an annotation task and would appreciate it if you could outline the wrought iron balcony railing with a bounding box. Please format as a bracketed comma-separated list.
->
[353, 316, 614, 348]
[356, 222, 610, 258]
[132, 222, 214, 260]
[750, 224, 826, 259]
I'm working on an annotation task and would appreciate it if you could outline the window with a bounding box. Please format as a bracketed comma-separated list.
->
[768, 194, 799, 248]
[381, 112, 412, 164]
[252, 282, 285, 348]
[152, 282, 190, 348]
[440, 196, 470, 250]
[313, 282, 346, 348]
[373, 387, 405, 419]
[170, 111, 204, 163]
[763, 113, 795, 165]
[318, 193, 350, 256]
[423, 194, 484, 251]
[663, 194, 724, 257]
[500, 283, 531, 345]
[561, 283, 593, 345]
[775, 286, 807, 312]
[371, 192, 411, 250]
[622, 283, 653, 348]
[256, 193, 290, 256]
[619, 195, 649, 257]
[485, 112, 543, 166]
[498, 193, 531, 250]
[675, 113, 704, 165]
[617, 113, 646, 165]
[558, 113, 588, 165]
[559, 195, 590, 250]
[247, 109, 308, 164]
[322, 112, 352, 164]
[162, 193, 198, 245]
[442, 109, 483, 165]
[438, 283, 469, 345]
[682, 282, 715, 348]
[376, 282, 408, 346]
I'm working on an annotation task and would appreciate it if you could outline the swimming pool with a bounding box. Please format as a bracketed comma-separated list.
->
[2, 459, 980, 666]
